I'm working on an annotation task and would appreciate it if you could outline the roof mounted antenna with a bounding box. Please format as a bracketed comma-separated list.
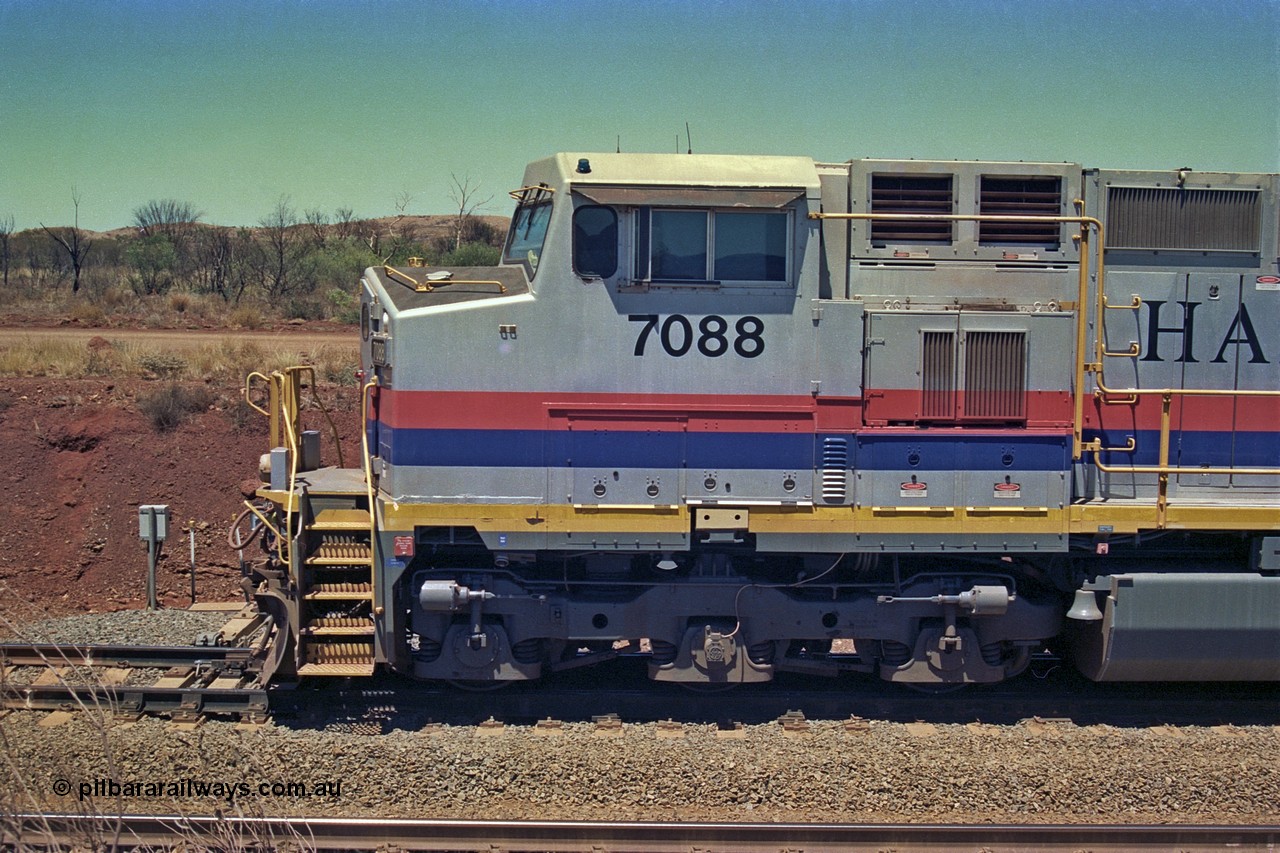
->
[686, 122, 693, 154]
[616, 135, 621, 154]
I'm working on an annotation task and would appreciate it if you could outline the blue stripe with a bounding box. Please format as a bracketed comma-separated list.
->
[1087, 429, 1280, 469]
[854, 433, 1071, 471]
[376, 426, 1081, 472]
[378, 427, 817, 470]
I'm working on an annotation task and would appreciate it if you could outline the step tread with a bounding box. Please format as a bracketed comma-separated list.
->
[309, 509, 372, 530]
[303, 618, 375, 636]
[297, 662, 376, 676]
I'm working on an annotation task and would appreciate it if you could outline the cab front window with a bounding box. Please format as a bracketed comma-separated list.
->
[504, 186, 554, 276]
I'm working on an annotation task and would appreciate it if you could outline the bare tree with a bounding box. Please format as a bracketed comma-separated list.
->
[192, 226, 238, 301]
[0, 214, 13, 290]
[132, 199, 201, 238]
[40, 188, 92, 294]
[303, 207, 330, 246]
[333, 207, 358, 242]
[256, 196, 311, 299]
[447, 173, 493, 251]
[366, 191, 414, 263]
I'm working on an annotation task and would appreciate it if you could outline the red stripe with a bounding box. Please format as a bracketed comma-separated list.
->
[379, 390, 844, 432]
[1085, 394, 1280, 432]
[863, 389, 1073, 427]
[376, 389, 1275, 434]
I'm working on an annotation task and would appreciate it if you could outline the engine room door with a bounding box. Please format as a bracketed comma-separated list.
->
[863, 311, 960, 425]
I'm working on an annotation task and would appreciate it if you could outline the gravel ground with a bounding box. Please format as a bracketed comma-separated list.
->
[3, 610, 1279, 825]
[2, 712, 1278, 825]
[0, 609, 236, 646]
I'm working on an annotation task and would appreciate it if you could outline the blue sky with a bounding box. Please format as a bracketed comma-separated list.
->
[1, 0, 1277, 230]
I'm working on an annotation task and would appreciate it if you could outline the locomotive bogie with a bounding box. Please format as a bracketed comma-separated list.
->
[402, 561, 1062, 685]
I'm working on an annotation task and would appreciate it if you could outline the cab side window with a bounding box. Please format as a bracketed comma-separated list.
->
[572, 205, 618, 278]
[634, 207, 790, 285]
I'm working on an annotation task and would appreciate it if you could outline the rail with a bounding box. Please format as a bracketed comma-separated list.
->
[0, 643, 256, 669]
[9, 815, 1279, 852]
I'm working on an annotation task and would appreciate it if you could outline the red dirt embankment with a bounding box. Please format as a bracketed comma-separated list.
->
[0, 372, 361, 615]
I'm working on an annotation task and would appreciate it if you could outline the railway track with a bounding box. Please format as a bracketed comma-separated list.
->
[7, 814, 1280, 851]
[287, 655, 1280, 728]
[3, 640, 1278, 727]
[0, 642, 269, 721]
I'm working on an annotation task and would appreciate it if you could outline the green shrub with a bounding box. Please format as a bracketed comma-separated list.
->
[282, 296, 327, 321]
[126, 235, 178, 296]
[139, 352, 187, 378]
[438, 242, 500, 267]
[326, 287, 360, 323]
[225, 394, 257, 432]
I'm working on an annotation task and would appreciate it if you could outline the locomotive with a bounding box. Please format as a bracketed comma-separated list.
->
[242, 152, 1280, 688]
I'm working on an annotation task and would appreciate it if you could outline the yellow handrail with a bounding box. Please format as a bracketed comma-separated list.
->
[508, 184, 555, 202]
[280, 375, 302, 571]
[360, 378, 380, 618]
[382, 264, 506, 294]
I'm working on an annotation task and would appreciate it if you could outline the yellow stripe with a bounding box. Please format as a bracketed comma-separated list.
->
[746, 506, 1067, 535]
[377, 502, 1070, 536]
[282, 497, 1278, 539]
[1069, 503, 1280, 534]
[381, 502, 688, 534]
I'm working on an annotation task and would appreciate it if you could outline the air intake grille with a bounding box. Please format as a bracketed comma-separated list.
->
[370, 336, 389, 367]
[920, 331, 956, 420]
[962, 331, 1026, 422]
[1107, 186, 1261, 252]
[979, 177, 1062, 246]
[870, 175, 953, 243]
[820, 436, 849, 503]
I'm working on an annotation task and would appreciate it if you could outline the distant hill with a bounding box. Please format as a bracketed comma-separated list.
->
[79, 213, 511, 241]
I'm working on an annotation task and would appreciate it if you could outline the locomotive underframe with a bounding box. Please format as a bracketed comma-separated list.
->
[397, 545, 1060, 686]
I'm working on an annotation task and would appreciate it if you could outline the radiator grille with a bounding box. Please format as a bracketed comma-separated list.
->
[962, 331, 1026, 422]
[979, 177, 1061, 246]
[1107, 186, 1261, 251]
[920, 331, 956, 420]
[870, 175, 953, 243]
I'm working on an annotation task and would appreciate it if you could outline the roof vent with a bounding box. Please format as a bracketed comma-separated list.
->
[870, 174, 953, 244]
[980, 176, 1062, 247]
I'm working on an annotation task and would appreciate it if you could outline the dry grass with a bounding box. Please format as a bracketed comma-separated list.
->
[0, 336, 358, 384]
